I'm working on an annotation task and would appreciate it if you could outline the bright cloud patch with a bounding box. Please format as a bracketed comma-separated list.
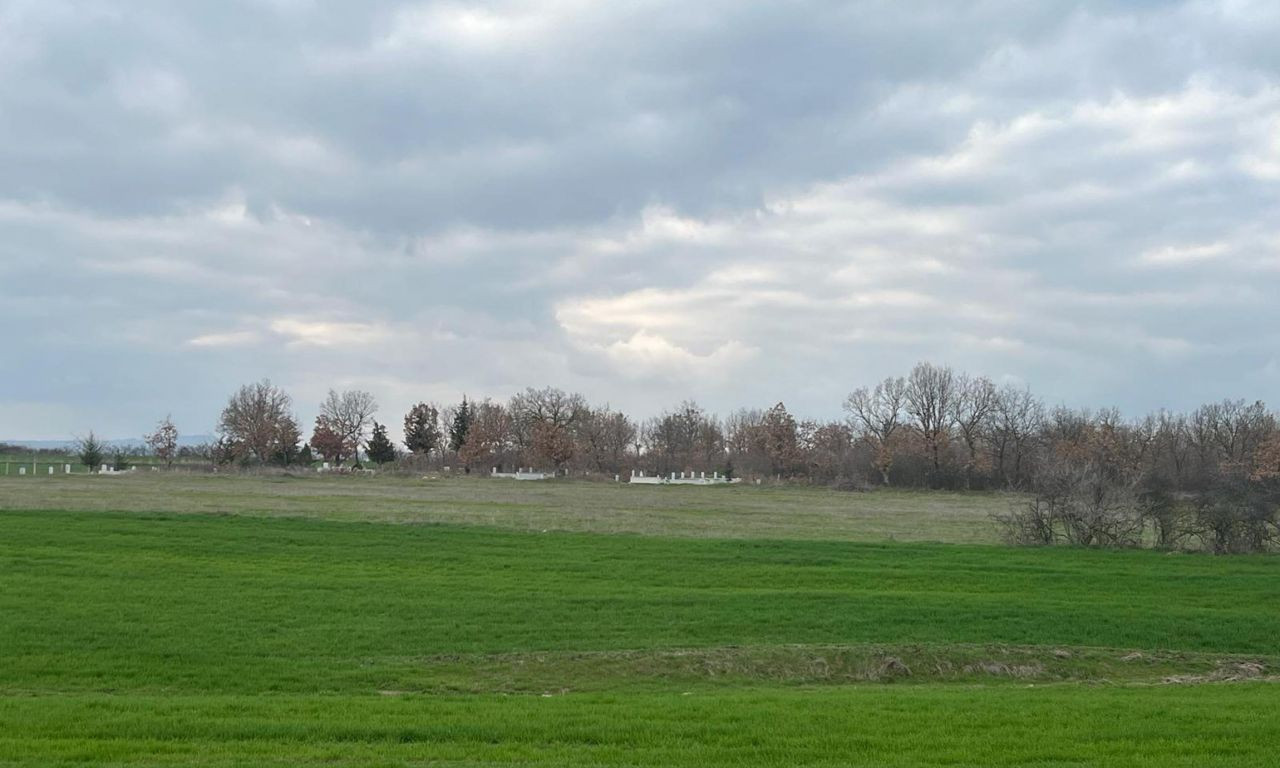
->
[589, 331, 758, 382]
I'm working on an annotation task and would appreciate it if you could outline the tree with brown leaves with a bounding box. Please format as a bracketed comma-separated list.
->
[218, 380, 300, 464]
[145, 415, 179, 468]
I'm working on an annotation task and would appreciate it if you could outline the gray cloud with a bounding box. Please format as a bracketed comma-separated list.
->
[1, 0, 1279, 440]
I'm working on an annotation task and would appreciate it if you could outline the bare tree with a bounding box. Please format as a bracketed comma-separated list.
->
[1056, 465, 1144, 548]
[145, 415, 180, 468]
[695, 412, 726, 471]
[904, 362, 956, 478]
[1194, 473, 1280, 554]
[844, 376, 906, 485]
[1046, 406, 1093, 459]
[508, 387, 587, 468]
[759, 402, 801, 477]
[1151, 410, 1192, 487]
[1188, 404, 1218, 485]
[273, 416, 305, 466]
[218, 380, 301, 464]
[575, 406, 637, 474]
[805, 421, 857, 484]
[509, 387, 586, 429]
[724, 408, 767, 476]
[459, 399, 514, 471]
[644, 401, 724, 475]
[993, 495, 1059, 547]
[949, 374, 996, 488]
[998, 453, 1144, 549]
[991, 384, 1042, 489]
[725, 408, 763, 452]
[1138, 478, 1190, 551]
[599, 409, 638, 472]
[1206, 400, 1275, 475]
[318, 389, 378, 464]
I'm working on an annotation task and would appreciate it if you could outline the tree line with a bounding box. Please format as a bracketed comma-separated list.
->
[68, 361, 1280, 552]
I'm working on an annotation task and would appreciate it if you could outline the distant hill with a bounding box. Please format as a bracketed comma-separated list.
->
[0, 435, 217, 451]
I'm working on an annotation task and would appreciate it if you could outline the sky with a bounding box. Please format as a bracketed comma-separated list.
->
[2, 0, 1279, 441]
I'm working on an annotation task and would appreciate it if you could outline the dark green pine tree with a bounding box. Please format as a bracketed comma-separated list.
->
[449, 396, 472, 454]
[403, 402, 441, 456]
[76, 431, 105, 472]
[365, 421, 397, 466]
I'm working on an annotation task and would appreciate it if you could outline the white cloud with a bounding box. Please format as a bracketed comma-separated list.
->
[3, 1, 1280, 438]
[268, 318, 393, 348]
[590, 330, 758, 382]
[1139, 242, 1230, 266]
[380, 2, 563, 52]
[187, 330, 263, 348]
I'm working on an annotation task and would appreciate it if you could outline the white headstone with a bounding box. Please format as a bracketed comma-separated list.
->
[65, 464, 71, 474]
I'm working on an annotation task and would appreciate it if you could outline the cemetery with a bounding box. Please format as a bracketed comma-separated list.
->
[628, 469, 739, 485]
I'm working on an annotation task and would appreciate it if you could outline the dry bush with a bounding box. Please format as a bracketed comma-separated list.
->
[1193, 476, 1280, 554]
[995, 458, 1143, 548]
[993, 496, 1059, 546]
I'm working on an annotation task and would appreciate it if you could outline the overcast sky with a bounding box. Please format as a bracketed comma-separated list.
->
[2, 0, 1279, 440]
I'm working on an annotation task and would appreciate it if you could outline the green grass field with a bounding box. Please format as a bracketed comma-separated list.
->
[1, 474, 1277, 765]
[0, 473, 1010, 542]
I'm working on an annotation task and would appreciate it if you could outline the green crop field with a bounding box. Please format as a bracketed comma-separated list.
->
[1, 474, 1277, 765]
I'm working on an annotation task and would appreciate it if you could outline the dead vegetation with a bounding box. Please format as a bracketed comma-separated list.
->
[380, 645, 1280, 694]
[1162, 660, 1269, 685]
